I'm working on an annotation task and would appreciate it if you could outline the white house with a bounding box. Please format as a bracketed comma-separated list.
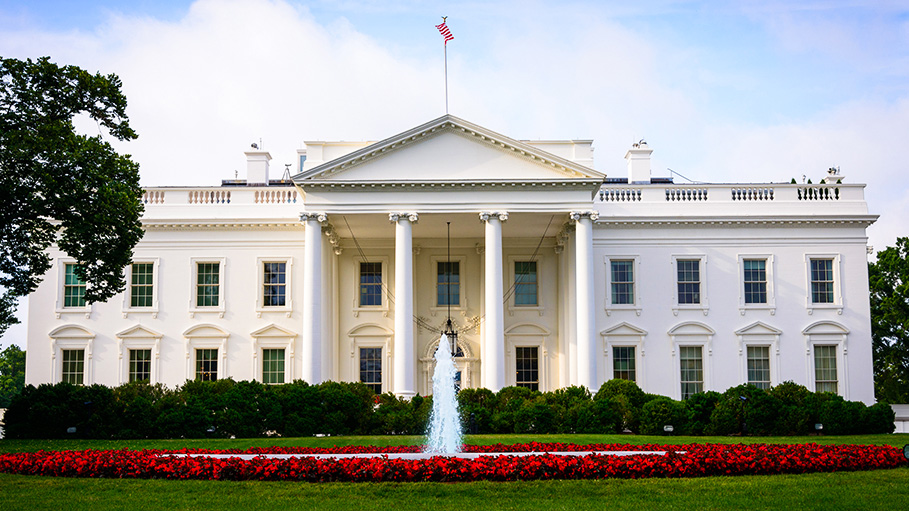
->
[24, 115, 878, 403]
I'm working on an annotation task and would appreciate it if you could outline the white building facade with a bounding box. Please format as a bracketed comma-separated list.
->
[24, 115, 878, 403]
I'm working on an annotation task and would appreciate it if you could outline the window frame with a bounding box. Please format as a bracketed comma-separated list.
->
[128, 348, 153, 383]
[813, 344, 839, 394]
[514, 346, 540, 391]
[507, 256, 543, 312]
[352, 257, 389, 314]
[55, 259, 92, 318]
[251, 324, 296, 384]
[678, 345, 704, 400]
[261, 348, 286, 385]
[605, 256, 641, 315]
[349, 330, 391, 395]
[803, 321, 849, 397]
[805, 254, 843, 313]
[61, 349, 86, 385]
[431, 255, 467, 312]
[671, 255, 709, 315]
[737, 254, 775, 315]
[745, 345, 772, 390]
[601, 322, 647, 388]
[189, 257, 226, 317]
[256, 257, 293, 316]
[49, 325, 94, 385]
[611, 345, 637, 383]
[359, 346, 384, 395]
[123, 258, 160, 318]
[195, 348, 220, 381]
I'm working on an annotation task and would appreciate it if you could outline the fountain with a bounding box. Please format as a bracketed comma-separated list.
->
[424, 333, 463, 454]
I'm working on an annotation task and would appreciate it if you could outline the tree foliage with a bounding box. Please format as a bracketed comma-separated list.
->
[869, 237, 909, 402]
[0, 56, 143, 335]
[0, 344, 25, 407]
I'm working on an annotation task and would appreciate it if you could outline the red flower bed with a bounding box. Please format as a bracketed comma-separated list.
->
[0, 443, 904, 482]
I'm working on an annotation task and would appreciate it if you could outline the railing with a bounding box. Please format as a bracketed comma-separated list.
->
[798, 186, 839, 201]
[140, 187, 299, 206]
[599, 188, 642, 202]
[666, 188, 708, 201]
[731, 187, 774, 201]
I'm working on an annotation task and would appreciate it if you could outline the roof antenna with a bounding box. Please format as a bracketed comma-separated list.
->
[442, 221, 458, 356]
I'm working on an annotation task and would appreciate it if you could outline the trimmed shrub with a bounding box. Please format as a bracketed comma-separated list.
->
[458, 387, 497, 434]
[683, 391, 721, 435]
[542, 386, 592, 433]
[862, 402, 896, 434]
[594, 379, 649, 433]
[573, 397, 623, 434]
[768, 381, 820, 435]
[513, 399, 556, 434]
[640, 396, 688, 435]
[707, 384, 781, 436]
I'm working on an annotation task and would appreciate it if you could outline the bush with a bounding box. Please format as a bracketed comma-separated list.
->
[707, 385, 781, 436]
[862, 402, 896, 434]
[513, 399, 556, 434]
[818, 394, 865, 435]
[374, 393, 430, 435]
[594, 379, 649, 433]
[541, 386, 591, 433]
[574, 397, 622, 434]
[458, 387, 497, 434]
[683, 391, 721, 435]
[768, 381, 820, 435]
[640, 396, 688, 435]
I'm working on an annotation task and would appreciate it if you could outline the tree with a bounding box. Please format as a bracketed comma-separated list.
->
[0, 344, 25, 407]
[869, 237, 909, 402]
[0, 56, 143, 335]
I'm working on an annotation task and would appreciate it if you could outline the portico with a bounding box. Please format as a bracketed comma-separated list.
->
[293, 115, 604, 396]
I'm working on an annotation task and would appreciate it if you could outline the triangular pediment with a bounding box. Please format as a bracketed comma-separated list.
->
[294, 115, 604, 184]
[735, 321, 782, 336]
[116, 324, 164, 339]
[250, 324, 297, 338]
[601, 322, 648, 336]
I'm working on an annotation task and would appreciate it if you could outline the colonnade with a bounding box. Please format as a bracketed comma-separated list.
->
[299, 210, 599, 394]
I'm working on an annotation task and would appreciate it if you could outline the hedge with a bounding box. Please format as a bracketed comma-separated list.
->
[0, 379, 896, 439]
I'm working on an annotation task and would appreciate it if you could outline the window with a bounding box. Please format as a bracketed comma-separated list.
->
[679, 346, 703, 399]
[810, 259, 834, 304]
[677, 260, 701, 305]
[610, 260, 635, 305]
[263, 262, 286, 307]
[62, 349, 85, 384]
[262, 348, 285, 384]
[746, 346, 770, 390]
[514, 261, 538, 306]
[437, 261, 460, 306]
[814, 345, 838, 393]
[360, 347, 382, 394]
[612, 346, 636, 382]
[743, 259, 767, 304]
[64, 264, 86, 308]
[359, 262, 382, 306]
[196, 348, 218, 381]
[196, 262, 220, 307]
[515, 346, 539, 390]
[129, 349, 152, 382]
[130, 263, 154, 308]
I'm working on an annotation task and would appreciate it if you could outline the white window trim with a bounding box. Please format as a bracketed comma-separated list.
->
[604, 255, 642, 316]
[737, 254, 775, 316]
[349, 334, 391, 395]
[735, 322, 782, 389]
[803, 321, 850, 398]
[255, 257, 294, 317]
[804, 253, 843, 314]
[189, 257, 226, 318]
[49, 325, 95, 385]
[505, 325, 550, 391]
[251, 325, 296, 384]
[55, 258, 92, 319]
[430, 255, 467, 314]
[605, 343, 642, 385]
[507, 256, 544, 314]
[671, 254, 709, 316]
[116, 326, 163, 384]
[669, 322, 715, 400]
[184, 325, 229, 381]
[352, 256, 390, 316]
[122, 258, 160, 318]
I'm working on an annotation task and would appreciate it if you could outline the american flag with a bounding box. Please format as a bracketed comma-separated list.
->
[435, 20, 454, 44]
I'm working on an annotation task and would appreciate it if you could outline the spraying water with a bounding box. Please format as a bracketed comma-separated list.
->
[424, 333, 463, 454]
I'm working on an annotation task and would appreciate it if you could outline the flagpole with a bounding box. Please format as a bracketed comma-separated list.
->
[444, 42, 449, 114]
[436, 16, 453, 114]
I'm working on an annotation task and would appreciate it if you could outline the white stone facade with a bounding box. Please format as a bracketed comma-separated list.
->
[24, 115, 878, 404]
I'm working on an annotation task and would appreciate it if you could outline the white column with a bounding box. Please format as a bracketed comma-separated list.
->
[480, 211, 508, 392]
[301, 212, 326, 384]
[571, 211, 598, 391]
[391, 212, 418, 398]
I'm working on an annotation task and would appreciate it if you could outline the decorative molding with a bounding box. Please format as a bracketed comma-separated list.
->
[389, 212, 419, 223]
[300, 212, 328, 223]
[479, 211, 509, 222]
[569, 210, 599, 222]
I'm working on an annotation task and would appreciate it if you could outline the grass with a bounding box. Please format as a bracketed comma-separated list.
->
[1, 434, 907, 510]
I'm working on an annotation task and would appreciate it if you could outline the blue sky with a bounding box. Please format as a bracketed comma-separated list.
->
[2, 0, 908, 348]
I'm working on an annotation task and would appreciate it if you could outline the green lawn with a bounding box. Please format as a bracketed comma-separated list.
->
[1, 434, 907, 510]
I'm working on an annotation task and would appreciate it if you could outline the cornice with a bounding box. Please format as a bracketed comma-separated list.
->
[594, 215, 878, 228]
[299, 179, 603, 192]
[143, 220, 304, 231]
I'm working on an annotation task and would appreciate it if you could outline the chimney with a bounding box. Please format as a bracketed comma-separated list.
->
[244, 148, 272, 186]
[625, 140, 652, 184]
